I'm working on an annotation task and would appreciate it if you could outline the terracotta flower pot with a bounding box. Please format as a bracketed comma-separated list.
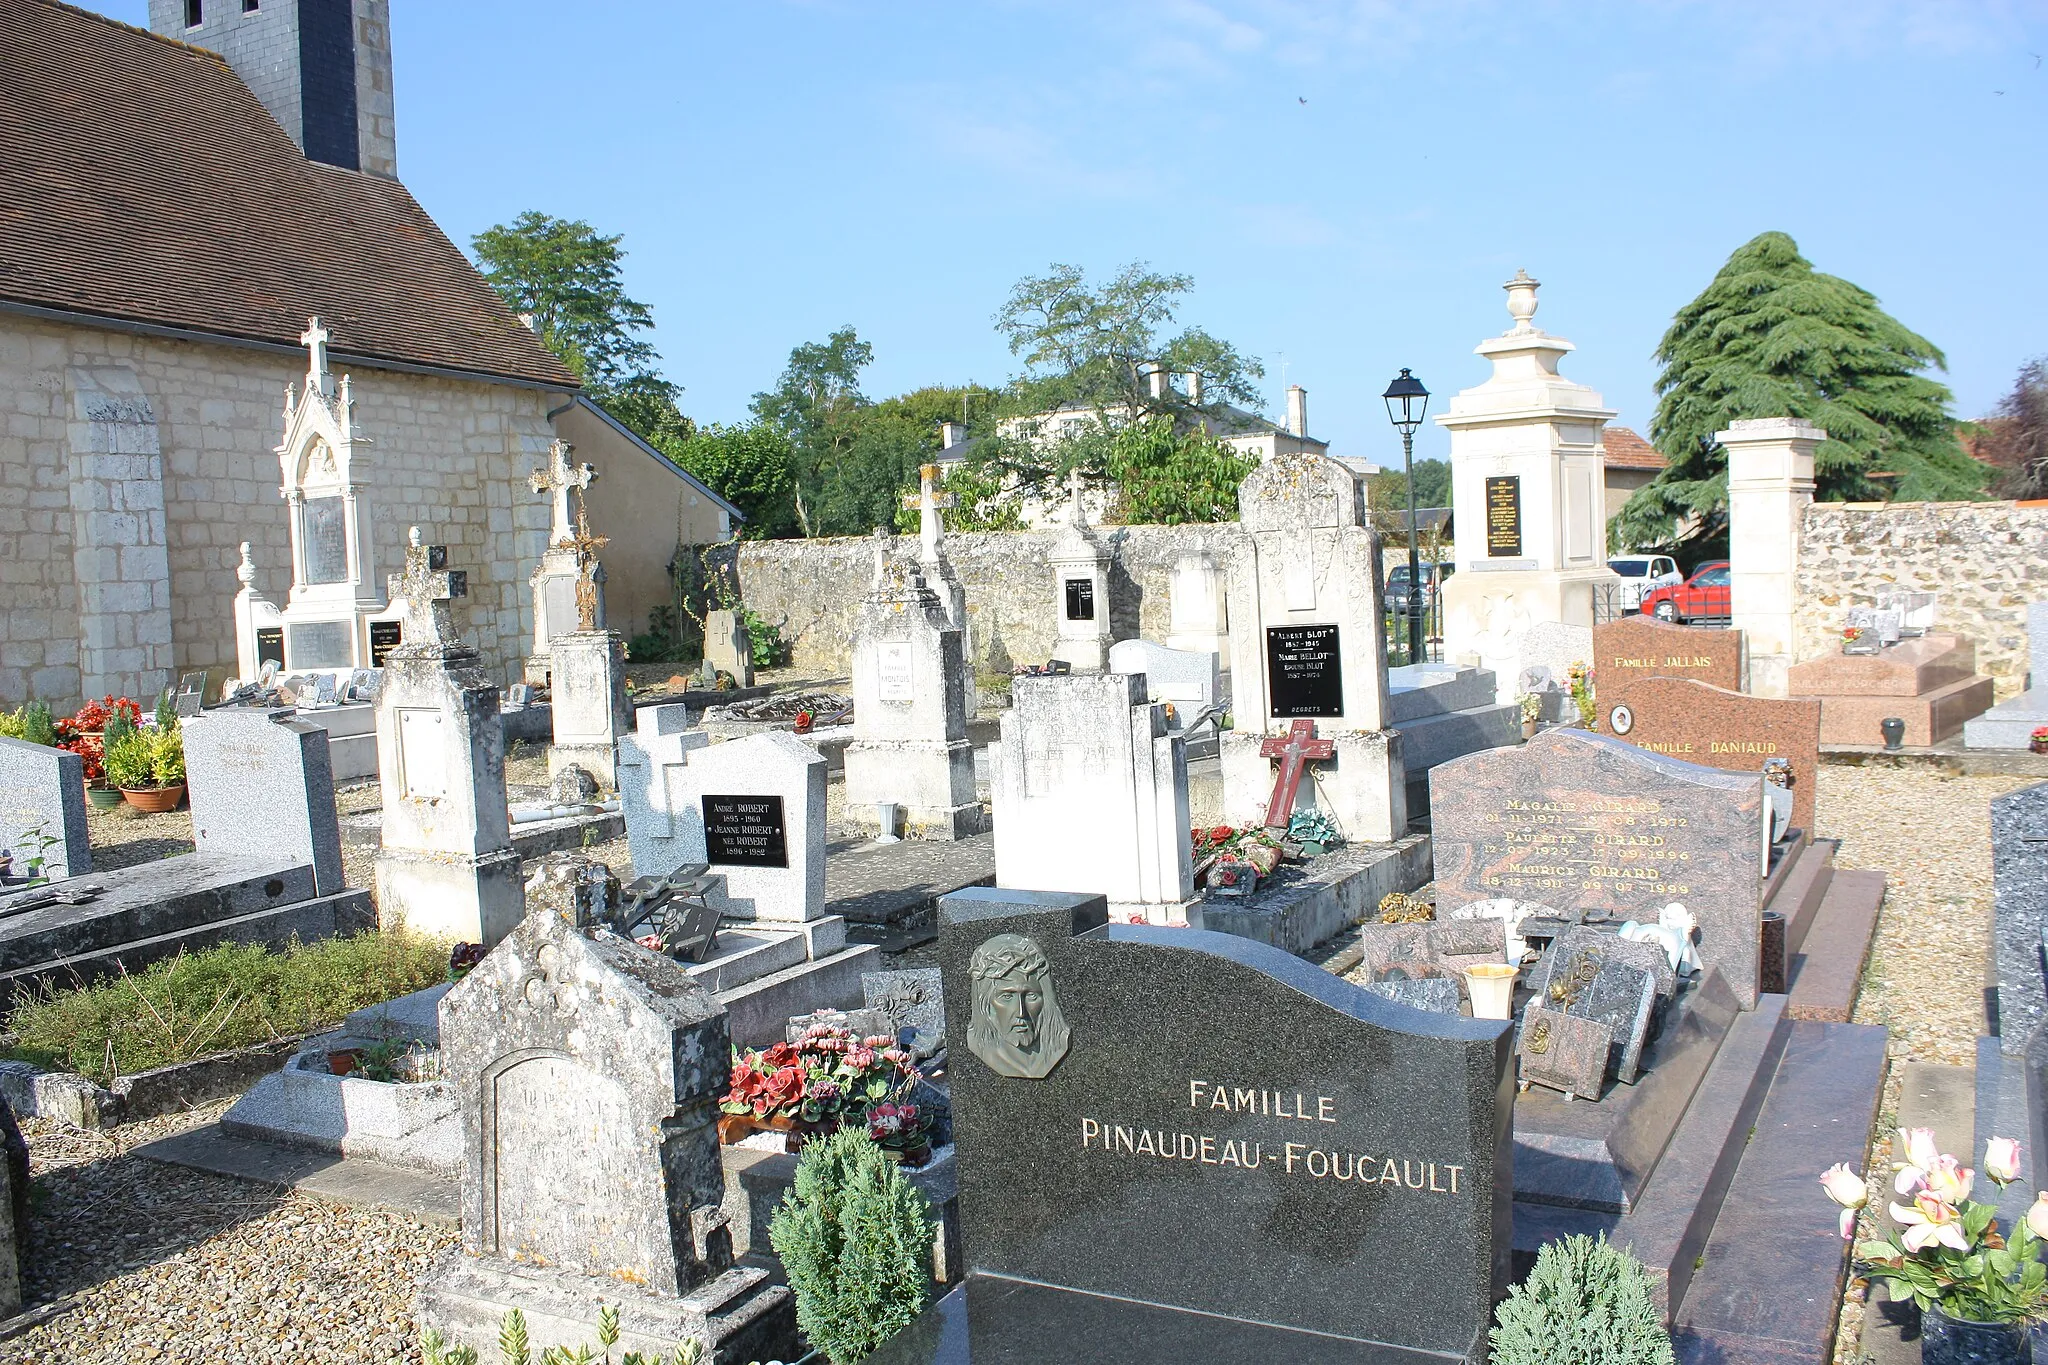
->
[1520, 718, 1539, 740]
[121, 784, 184, 814]
[327, 1049, 360, 1076]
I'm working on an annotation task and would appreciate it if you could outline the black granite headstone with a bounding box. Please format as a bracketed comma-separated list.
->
[1265, 624, 1343, 719]
[703, 794, 789, 868]
[896, 886, 1513, 1364]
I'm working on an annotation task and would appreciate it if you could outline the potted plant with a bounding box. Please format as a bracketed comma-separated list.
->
[106, 721, 185, 813]
[2031, 726, 2048, 756]
[1518, 691, 1543, 740]
[718, 1024, 922, 1153]
[1820, 1130, 2048, 1364]
[866, 1101, 933, 1167]
[1566, 662, 1597, 728]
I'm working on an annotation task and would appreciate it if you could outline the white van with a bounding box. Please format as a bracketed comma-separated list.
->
[1607, 555, 1682, 611]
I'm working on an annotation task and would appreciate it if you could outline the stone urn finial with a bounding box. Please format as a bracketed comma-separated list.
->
[236, 541, 256, 588]
[1504, 269, 1540, 332]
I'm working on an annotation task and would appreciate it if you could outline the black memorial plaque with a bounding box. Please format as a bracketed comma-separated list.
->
[703, 794, 789, 868]
[369, 619, 403, 666]
[256, 628, 285, 669]
[1485, 476, 1522, 557]
[1064, 577, 1096, 622]
[1264, 624, 1343, 718]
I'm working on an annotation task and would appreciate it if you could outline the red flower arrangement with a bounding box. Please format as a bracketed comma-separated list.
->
[56, 695, 142, 785]
[720, 1023, 919, 1130]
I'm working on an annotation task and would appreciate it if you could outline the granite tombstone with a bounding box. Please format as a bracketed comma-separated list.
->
[1993, 783, 2048, 1058]
[869, 886, 1514, 1365]
[1591, 615, 1743, 695]
[1431, 729, 1766, 1009]
[1598, 677, 1820, 838]
[0, 736, 89, 883]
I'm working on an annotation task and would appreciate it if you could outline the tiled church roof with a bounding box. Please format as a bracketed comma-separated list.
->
[0, 0, 578, 390]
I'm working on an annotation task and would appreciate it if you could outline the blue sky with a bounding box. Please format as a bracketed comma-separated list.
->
[111, 1, 2047, 466]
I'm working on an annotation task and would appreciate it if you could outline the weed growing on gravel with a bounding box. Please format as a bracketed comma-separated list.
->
[2, 931, 450, 1084]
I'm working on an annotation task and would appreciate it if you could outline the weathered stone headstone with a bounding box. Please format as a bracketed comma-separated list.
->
[1598, 676, 1820, 838]
[864, 967, 945, 1057]
[1108, 638, 1221, 716]
[991, 672, 1193, 924]
[703, 609, 754, 688]
[0, 736, 89, 882]
[547, 629, 631, 791]
[183, 707, 344, 895]
[417, 855, 794, 1361]
[1165, 551, 1229, 662]
[1431, 729, 1766, 1008]
[1592, 614, 1743, 695]
[908, 886, 1512, 1362]
[1993, 783, 2048, 1057]
[372, 531, 524, 946]
[523, 439, 600, 686]
[1049, 470, 1112, 673]
[1517, 621, 1596, 693]
[843, 552, 983, 839]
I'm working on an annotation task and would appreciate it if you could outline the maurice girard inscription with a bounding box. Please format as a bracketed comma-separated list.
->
[1078, 1078, 1467, 1194]
[1478, 796, 1694, 897]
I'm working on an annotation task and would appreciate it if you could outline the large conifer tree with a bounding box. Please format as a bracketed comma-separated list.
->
[1613, 232, 1984, 549]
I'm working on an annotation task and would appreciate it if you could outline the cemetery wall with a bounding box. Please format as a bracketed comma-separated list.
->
[1796, 499, 2048, 699]
[731, 523, 1243, 676]
[0, 314, 557, 710]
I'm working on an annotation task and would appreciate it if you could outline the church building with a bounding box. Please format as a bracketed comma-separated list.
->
[0, 0, 732, 712]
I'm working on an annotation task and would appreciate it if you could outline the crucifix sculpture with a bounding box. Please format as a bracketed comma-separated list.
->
[299, 316, 332, 396]
[386, 527, 469, 658]
[1064, 466, 1090, 525]
[568, 500, 610, 632]
[1260, 718, 1335, 832]
[530, 440, 597, 549]
[900, 462, 956, 564]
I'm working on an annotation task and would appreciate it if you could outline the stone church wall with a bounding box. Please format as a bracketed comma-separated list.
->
[0, 313, 558, 711]
[729, 522, 1242, 679]
[1794, 498, 2048, 700]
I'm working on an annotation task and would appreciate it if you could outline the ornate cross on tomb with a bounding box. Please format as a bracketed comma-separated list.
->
[300, 316, 333, 396]
[1064, 466, 1091, 526]
[386, 527, 469, 658]
[900, 462, 956, 563]
[1260, 718, 1335, 832]
[568, 501, 610, 631]
[530, 440, 597, 549]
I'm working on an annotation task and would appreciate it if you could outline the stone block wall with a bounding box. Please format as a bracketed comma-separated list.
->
[1795, 499, 2048, 699]
[0, 314, 558, 711]
[731, 523, 1243, 678]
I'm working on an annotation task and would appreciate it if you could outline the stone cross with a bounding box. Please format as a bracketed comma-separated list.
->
[568, 502, 610, 631]
[300, 316, 332, 396]
[1260, 719, 1335, 831]
[1065, 467, 1090, 526]
[869, 526, 892, 590]
[386, 526, 469, 657]
[530, 440, 597, 548]
[900, 462, 956, 563]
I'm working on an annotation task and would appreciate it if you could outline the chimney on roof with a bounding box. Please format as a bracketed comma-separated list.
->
[1147, 367, 1170, 401]
[1186, 372, 1205, 405]
[1286, 385, 1308, 437]
[940, 421, 965, 448]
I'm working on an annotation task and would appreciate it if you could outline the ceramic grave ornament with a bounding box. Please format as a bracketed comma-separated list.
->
[964, 932, 1072, 1079]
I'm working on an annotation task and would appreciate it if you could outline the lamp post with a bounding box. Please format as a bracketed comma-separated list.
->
[1382, 368, 1430, 664]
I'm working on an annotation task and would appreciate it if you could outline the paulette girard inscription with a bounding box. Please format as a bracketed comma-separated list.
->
[1477, 796, 1695, 898]
[1077, 1078, 1466, 1193]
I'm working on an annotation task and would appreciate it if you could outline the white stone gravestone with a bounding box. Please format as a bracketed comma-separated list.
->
[703, 609, 754, 688]
[1108, 638, 1220, 718]
[1049, 470, 1112, 672]
[1165, 551, 1230, 663]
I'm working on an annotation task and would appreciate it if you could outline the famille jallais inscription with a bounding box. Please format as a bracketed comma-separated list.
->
[1264, 624, 1343, 718]
[702, 793, 789, 867]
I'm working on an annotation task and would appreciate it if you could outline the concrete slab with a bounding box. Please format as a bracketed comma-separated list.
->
[824, 832, 995, 928]
[135, 1124, 458, 1225]
[1197, 834, 1433, 957]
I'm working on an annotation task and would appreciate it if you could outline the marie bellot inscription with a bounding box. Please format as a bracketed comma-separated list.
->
[1264, 624, 1343, 718]
[935, 887, 1513, 1361]
[702, 794, 789, 868]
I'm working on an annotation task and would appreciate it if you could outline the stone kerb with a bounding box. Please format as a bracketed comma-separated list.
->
[183, 707, 343, 894]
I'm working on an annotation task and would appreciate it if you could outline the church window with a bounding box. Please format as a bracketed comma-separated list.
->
[243, 0, 259, 9]
[184, 0, 202, 26]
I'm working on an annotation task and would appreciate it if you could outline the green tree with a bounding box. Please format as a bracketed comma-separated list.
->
[1100, 416, 1257, 524]
[667, 423, 796, 539]
[750, 327, 873, 536]
[1973, 358, 2048, 499]
[472, 211, 687, 444]
[1367, 458, 1449, 518]
[1613, 231, 1985, 549]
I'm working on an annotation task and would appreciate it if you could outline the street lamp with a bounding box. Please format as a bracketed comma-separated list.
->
[1382, 368, 1430, 663]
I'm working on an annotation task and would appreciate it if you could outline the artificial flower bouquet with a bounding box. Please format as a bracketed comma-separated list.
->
[1820, 1129, 2048, 1324]
[721, 1023, 920, 1133]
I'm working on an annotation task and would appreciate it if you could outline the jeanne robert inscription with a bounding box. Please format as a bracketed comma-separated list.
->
[1075, 1077, 1467, 1193]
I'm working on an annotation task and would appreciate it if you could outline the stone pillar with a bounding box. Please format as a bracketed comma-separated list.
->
[66, 366, 174, 704]
[547, 630, 631, 790]
[1723, 418, 1821, 698]
[1435, 272, 1618, 703]
[1166, 552, 1229, 666]
[230, 542, 283, 684]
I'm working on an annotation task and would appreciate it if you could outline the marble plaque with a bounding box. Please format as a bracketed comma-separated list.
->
[1599, 676, 1820, 837]
[369, 619, 402, 667]
[287, 619, 350, 669]
[1517, 1006, 1612, 1101]
[703, 794, 789, 868]
[1532, 926, 1677, 1004]
[488, 1055, 633, 1267]
[1430, 729, 1765, 1008]
[1265, 624, 1343, 718]
[1592, 615, 1742, 694]
[1540, 942, 1656, 1084]
[1064, 577, 1096, 622]
[878, 642, 915, 701]
[396, 708, 448, 801]
[1484, 476, 1521, 557]
[256, 627, 285, 668]
[302, 495, 349, 585]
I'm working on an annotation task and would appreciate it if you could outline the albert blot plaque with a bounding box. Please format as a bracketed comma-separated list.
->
[1265, 624, 1343, 718]
[703, 794, 789, 867]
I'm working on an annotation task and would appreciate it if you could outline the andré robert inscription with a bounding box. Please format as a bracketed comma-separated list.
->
[1078, 1077, 1466, 1194]
[1476, 796, 1696, 899]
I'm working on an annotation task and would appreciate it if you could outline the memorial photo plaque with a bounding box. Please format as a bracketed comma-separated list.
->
[1264, 624, 1343, 718]
[287, 619, 351, 669]
[1485, 476, 1522, 557]
[703, 794, 789, 868]
[369, 619, 402, 666]
[1064, 577, 1096, 622]
[1517, 1007, 1612, 1101]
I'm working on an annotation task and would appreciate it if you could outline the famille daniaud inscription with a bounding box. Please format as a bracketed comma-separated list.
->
[1476, 796, 1694, 899]
[702, 794, 789, 868]
[1077, 1078, 1465, 1193]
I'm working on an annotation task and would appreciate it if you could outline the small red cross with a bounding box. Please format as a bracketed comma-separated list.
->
[1260, 719, 1334, 831]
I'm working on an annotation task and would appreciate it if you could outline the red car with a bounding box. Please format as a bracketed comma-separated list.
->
[1639, 560, 1731, 624]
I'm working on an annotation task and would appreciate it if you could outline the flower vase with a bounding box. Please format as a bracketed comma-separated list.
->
[121, 784, 184, 814]
[1921, 1306, 2029, 1365]
[2030, 734, 2048, 756]
[1520, 718, 1538, 740]
[86, 785, 123, 811]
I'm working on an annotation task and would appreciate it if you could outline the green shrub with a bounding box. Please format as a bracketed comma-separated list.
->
[742, 609, 789, 669]
[0, 702, 60, 748]
[768, 1127, 933, 1365]
[421, 1305, 702, 1365]
[3, 932, 450, 1084]
[149, 725, 185, 786]
[102, 730, 153, 789]
[101, 706, 137, 753]
[1489, 1234, 1673, 1365]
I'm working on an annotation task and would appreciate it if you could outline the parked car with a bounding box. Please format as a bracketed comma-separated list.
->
[1638, 560, 1732, 623]
[1607, 554, 1682, 611]
[1385, 561, 1454, 616]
